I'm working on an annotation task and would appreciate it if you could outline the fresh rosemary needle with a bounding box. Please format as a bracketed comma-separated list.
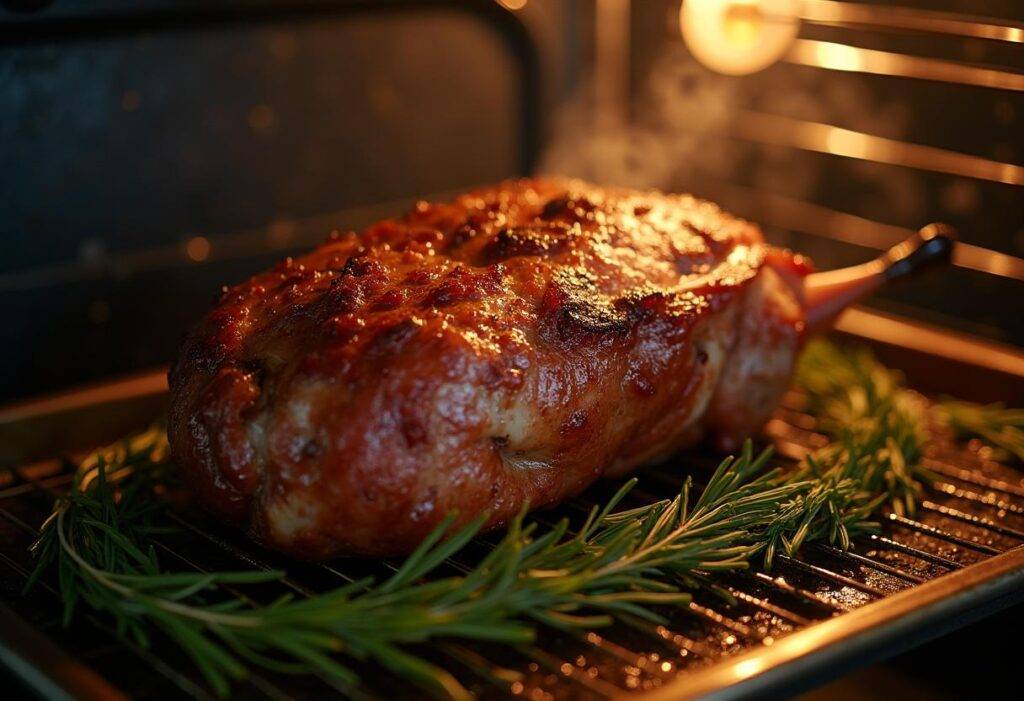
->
[30, 427, 803, 699]
[26, 340, 1014, 699]
[937, 400, 1024, 463]
[764, 338, 933, 566]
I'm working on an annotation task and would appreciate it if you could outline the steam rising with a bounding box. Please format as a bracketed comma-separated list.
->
[539, 40, 926, 225]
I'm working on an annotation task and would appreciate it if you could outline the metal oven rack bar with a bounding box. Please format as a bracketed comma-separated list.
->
[1, 308, 1024, 700]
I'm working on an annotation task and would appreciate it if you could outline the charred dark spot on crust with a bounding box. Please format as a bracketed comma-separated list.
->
[237, 360, 266, 396]
[633, 204, 651, 216]
[540, 268, 632, 342]
[559, 410, 589, 437]
[341, 255, 385, 278]
[491, 435, 510, 448]
[540, 194, 597, 222]
[540, 196, 570, 220]
[616, 288, 671, 325]
[480, 226, 568, 264]
[447, 210, 495, 250]
[696, 347, 709, 365]
[324, 279, 366, 316]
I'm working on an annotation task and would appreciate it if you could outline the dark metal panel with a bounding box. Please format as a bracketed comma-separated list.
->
[0, 1, 542, 402]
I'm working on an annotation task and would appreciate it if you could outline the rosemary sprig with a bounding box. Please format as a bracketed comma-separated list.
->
[29, 340, 1013, 699]
[30, 428, 805, 699]
[937, 400, 1024, 463]
[764, 339, 931, 566]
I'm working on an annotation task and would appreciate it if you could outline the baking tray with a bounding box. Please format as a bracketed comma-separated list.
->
[1, 307, 1023, 700]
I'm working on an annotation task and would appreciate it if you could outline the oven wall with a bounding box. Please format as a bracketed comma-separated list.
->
[543, 0, 1024, 350]
[0, 1, 573, 402]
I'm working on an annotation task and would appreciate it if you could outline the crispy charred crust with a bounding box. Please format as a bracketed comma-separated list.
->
[167, 178, 808, 559]
[480, 225, 572, 264]
[539, 268, 632, 343]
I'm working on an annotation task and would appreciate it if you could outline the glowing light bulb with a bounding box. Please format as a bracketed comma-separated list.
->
[723, 2, 764, 47]
[680, 0, 800, 75]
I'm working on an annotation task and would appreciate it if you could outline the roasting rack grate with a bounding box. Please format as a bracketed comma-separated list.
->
[588, 0, 1024, 348]
[3, 2, 1023, 698]
[2, 341, 1024, 701]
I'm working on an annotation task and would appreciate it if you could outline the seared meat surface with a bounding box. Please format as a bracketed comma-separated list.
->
[168, 179, 810, 559]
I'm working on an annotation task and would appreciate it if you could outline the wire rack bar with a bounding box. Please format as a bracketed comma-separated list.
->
[865, 534, 962, 570]
[785, 38, 1024, 91]
[775, 554, 886, 597]
[741, 570, 843, 613]
[923, 458, 1024, 499]
[3, 399, 1024, 700]
[886, 513, 1002, 555]
[801, 0, 1024, 44]
[929, 481, 1024, 516]
[810, 543, 926, 585]
[919, 500, 1024, 540]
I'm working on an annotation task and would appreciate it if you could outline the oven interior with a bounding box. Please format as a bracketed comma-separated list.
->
[2, 1, 1024, 699]
[1, 330, 1023, 700]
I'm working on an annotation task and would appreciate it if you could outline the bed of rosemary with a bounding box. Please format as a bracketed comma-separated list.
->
[25, 339, 1022, 699]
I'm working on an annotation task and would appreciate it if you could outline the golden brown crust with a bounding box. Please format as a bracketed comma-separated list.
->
[167, 179, 808, 559]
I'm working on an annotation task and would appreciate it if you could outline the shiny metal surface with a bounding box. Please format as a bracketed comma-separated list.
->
[1, 311, 1024, 699]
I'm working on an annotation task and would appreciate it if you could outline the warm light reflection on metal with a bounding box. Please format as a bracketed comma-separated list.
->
[953, 243, 1024, 282]
[682, 1, 1024, 77]
[836, 308, 1024, 380]
[680, 0, 799, 75]
[802, 0, 1024, 44]
[697, 181, 1024, 283]
[643, 540, 1024, 701]
[787, 39, 1024, 92]
[732, 657, 766, 679]
[0, 192, 445, 294]
[495, 0, 527, 10]
[731, 111, 1024, 186]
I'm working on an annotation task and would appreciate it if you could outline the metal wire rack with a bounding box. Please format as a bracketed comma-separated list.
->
[589, 0, 1024, 345]
[2, 366, 1024, 700]
[2, 2, 1023, 698]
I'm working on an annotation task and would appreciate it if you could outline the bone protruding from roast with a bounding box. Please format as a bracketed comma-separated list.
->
[802, 223, 956, 333]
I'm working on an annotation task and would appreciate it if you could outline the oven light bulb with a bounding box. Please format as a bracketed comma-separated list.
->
[680, 0, 800, 75]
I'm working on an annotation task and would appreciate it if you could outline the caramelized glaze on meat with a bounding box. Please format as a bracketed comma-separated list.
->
[168, 179, 811, 559]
